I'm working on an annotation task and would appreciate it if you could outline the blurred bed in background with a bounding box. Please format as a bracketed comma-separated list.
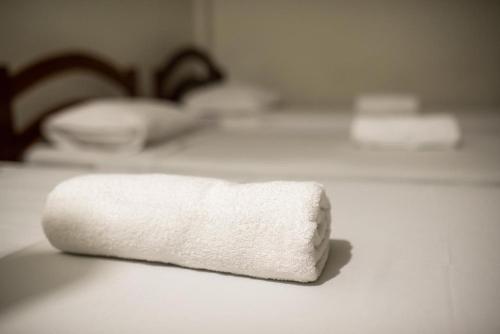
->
[1, 47, 497, 184]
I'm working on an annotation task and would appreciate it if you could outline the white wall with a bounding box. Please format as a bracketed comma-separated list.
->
[0, 0, 192, 128]
[211, 0, 500, 108]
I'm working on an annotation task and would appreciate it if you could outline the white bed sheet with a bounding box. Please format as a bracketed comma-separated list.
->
[23, 109, 500, 184]
[141, 126, 500, 184]
[1, 163, 500, 333]
[0, 164, 84, 258]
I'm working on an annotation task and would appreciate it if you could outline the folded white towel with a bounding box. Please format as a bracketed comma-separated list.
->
[43, 98, 198, 153]
[42, 174, 331, 282]
[350, 113, 461, 149]
[355, 94, 420, 115]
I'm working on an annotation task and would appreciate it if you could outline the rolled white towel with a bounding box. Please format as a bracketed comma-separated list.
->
[350, 113, 461, 149]
[355, 94, 420, 115]
[42, 174, 331, 282]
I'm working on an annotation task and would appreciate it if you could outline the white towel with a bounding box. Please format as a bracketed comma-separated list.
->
[43, 98, 198, 153]
[355, 94, 420, 115]
[42, 174, 331, 282]
[350, 113, 461, 149]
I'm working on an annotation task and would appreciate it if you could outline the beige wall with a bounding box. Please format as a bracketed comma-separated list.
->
[1, 0, 499, 128]
[0, 0, 192, 128]
[211, 0, 500, 108]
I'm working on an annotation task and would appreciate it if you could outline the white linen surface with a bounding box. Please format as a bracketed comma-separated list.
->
[43, 98, 198, 153]
[25, 109, 500, 183]
[0, 164, 84, 258]
[43, 174, 330, 282]
[350, 113, 462, 149]
[129, 122, 500, 184]
[1, 163, 500, 333]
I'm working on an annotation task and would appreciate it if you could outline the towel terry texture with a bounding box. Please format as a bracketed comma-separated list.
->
[42, 174, 331, 282]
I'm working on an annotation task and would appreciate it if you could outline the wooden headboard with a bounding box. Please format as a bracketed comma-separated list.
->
[0, 51, 137, 161]
[154, 46, 225, 102]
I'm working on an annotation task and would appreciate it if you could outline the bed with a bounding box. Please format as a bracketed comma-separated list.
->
[2, 49, 499, 186]
[119, 108, 500, 184]
[0, 47, 222, 163]
[2, 50, 500, 331]
[5, 59, 498, 185]
[22, 107, 500, 186]
[0, 51, 137, 161]
[1, 162, 500, 333]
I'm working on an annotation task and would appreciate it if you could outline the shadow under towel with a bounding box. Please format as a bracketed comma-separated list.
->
[42, 174, 331, 282]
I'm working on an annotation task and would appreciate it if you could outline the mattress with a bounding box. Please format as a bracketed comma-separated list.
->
[23, 109, 500, 184]
[1, 163, 500, 333]
[22, 107, 350, 169]
[143, 125, 500, 184]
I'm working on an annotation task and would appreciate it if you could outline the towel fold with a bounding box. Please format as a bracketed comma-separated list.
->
[350, 113, 461, 149]
[42, 174, 331, 282]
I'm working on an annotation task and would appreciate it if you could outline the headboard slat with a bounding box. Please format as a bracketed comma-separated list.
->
[12, 52, 136, 98]
[154, 47, 224, 102]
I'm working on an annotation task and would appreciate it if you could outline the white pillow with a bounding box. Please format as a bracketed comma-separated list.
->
[43, 98, 199, 153]
[183, 81, 280, 117]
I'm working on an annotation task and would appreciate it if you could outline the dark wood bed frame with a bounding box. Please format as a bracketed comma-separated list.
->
[0, 51, 137, 161]
[0, 47, 224, 161]
[154, 47, 225, 102]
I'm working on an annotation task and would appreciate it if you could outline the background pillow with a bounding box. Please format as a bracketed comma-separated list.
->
[43, 98, 199, 153]
[183, 81, 280, 117]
